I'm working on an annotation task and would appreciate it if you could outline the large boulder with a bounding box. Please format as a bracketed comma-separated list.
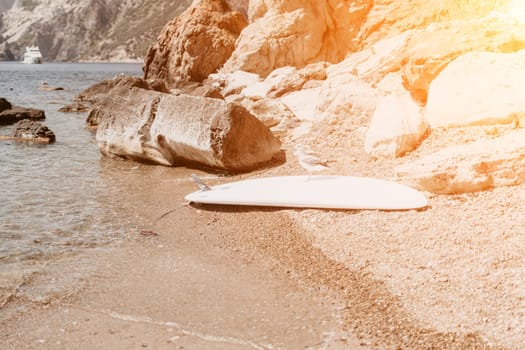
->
[143, 0, 247, 86]
[94, 87, 282, 172]
[76, 75, 169, 103]
[221, 4, 330, 77]
[0, 99, 46, 126]
[425, 50, 525, 128]
[402, 18, 525, 103]
[395, 131, 525, 194]
[221, 0, 362, 77]
[84, 76, 221, 129]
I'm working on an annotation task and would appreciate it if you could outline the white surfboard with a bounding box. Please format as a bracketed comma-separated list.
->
[185, 175, 427, 210]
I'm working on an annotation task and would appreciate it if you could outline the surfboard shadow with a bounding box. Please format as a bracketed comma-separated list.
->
[188, 202, 431, 214]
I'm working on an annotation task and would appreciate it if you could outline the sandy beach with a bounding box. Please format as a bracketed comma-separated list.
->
[5, 1, 525, 348]
[3, 134, 523, 349]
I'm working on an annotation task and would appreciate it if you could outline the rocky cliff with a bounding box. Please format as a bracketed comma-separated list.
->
[0, 0, 192, 61]
[136, 0, 525, 192]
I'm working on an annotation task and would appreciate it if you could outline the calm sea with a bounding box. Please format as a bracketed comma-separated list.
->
[0, 62, 153, 299]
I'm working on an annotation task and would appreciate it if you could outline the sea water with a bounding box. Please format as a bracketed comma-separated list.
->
[0, 62, 147, 300]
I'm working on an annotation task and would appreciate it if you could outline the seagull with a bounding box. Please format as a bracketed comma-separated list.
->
[293, 144, 330, 178]
[190, 174, 211, 191]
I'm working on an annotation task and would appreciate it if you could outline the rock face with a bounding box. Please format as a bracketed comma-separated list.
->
[59, 102, 89, 113]
[425, 50, 525, 128]
[74, 0, 525, 189]
[0, 0, 192, 61]
[94, 87, 282, 171]
[80, 76, 169, 129]
[83, 76, 224, 130]
[143, 0, 247, 86]
[77, 76, 169, 104]
[0, 99, 46, 125]
[395, 131, 525, 194]
[401, 17, 525, 103]
[0, 41, 14, 61]
[7, 119, 56, 143]
[365, 93, 429, 158]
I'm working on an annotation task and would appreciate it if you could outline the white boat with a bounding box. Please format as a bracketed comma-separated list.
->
[23, 46, 43, 64]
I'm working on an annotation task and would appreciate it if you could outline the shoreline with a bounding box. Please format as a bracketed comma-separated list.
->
[1, 148, 524, 348]
[0, 167, 360, 349]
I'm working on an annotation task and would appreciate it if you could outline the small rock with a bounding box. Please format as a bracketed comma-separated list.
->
[59, 102, 89, 113]
[38, 82, 64, 91]
[2, 119, 56, 143]
[0, 97, 12, 112]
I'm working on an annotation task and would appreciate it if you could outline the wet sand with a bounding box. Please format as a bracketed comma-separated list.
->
[0, 167, 361, 349]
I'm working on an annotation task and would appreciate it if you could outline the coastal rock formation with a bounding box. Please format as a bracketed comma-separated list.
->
[0, 98, 45, 125]
[77, 76, 169, 104]
[94, 87, 281, 171]
[6, 119, 56, 143]
[395, 131, 525, 194]
[365, 93, 429, 158]
[81, 76, 169, 129]
[0, 0, 193, 61]
[402, 18, 525, 103]
[59, 102, 89, 113]
[0, 41, 14, 61]
[221, 3, 334, 78]
[143, 0, 247, 86]
[425, 50, 525, 128]
[69, 0, 525, 192]
[82, 76, 222, 129]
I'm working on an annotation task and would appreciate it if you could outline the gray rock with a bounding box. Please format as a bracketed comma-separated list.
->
[94, 87, 282, 172]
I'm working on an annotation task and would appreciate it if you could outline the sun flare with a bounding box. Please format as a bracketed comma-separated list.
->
[502, 0, 525, 17]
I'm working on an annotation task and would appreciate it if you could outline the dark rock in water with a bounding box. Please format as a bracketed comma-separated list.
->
[0, 98, 12, 112]
[0, 102, 46, 126]
[59, 102, 89, 113]
[0, 119, 56, 143]
[76, 75, 169, 104]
